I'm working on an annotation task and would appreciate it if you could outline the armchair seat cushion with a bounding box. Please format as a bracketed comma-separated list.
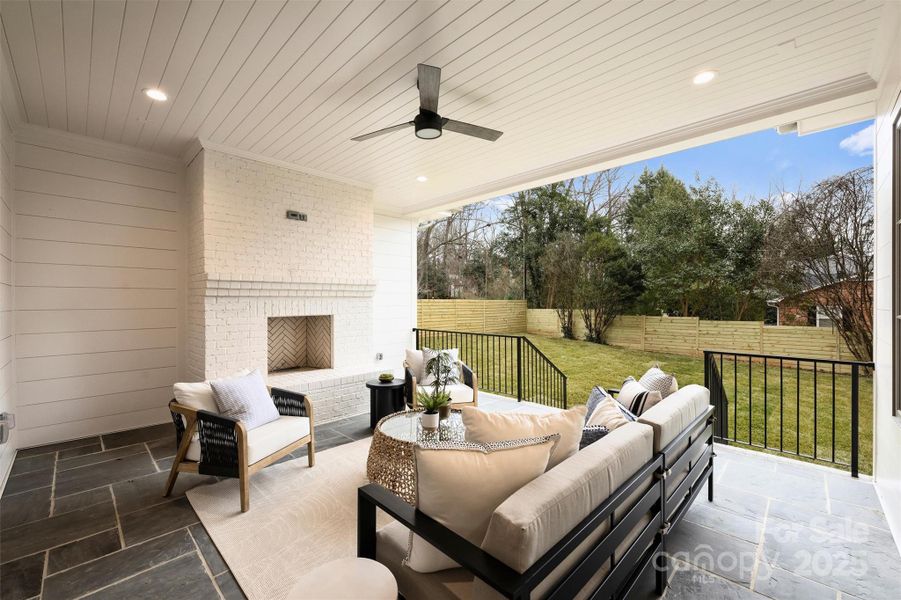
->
[417, 384, 474, 404]
[246, 416, 311, 465]
[184, 415, 310, 464]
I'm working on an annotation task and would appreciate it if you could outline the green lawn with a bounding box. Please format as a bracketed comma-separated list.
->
[520, 334, 873, 474]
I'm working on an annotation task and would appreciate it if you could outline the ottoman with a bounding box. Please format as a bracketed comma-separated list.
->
[288, 557, 398, 599]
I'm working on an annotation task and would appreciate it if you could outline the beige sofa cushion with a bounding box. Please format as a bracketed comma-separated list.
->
[461, 405, 586, 469]
[406, 436, 559, 573]
[479, 422, 654, 576]
[637, 384, 710, 452]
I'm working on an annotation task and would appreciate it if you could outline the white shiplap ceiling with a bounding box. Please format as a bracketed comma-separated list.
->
[0, 0, 891, 213]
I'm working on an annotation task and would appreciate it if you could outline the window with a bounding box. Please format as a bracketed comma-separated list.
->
[815, 306, 840, 329]
[894, 108, 901, 416]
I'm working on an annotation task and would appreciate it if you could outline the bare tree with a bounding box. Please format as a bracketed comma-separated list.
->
[773, 167, 873, 362]
[563, 168, 632, 225]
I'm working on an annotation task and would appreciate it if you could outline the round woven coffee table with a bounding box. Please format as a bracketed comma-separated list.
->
[366, 409, 466, 504]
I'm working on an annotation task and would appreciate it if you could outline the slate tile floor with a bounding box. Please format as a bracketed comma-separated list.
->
[2, 412, 898, 600]
[0, 413, 371, 600]
[655, 444, 901, 600]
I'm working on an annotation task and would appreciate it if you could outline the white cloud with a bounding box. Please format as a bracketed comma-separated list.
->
[839, 123, 874, 156]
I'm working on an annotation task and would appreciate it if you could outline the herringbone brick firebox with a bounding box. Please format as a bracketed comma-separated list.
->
[267, 316, 333, 372]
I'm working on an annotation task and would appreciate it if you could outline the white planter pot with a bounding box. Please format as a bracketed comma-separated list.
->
[421, 411, 439, 430]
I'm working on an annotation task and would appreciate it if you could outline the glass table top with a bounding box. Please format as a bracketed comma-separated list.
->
[378, 410, 466, 444]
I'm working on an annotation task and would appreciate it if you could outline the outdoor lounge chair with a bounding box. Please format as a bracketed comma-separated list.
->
[165, 387, 315, 512]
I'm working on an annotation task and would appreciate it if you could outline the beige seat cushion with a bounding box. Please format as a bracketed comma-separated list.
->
[287, 556, 398, 599]
[417, 383, 474, 404]
[377, 521, 472, 600]
[477, 422, 654, 598]
[407, 436, 558, 573]
[637, 384, 710, 452]
[461, 405, 586, 469]
[185, 415, 310, 463]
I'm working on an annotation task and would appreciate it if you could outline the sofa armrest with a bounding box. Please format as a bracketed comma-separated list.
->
[357, 483, 522, 598]
[196, 410, 241, 477]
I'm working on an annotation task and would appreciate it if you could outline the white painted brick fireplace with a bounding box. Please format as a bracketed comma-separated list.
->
[185, 146, 384, 423]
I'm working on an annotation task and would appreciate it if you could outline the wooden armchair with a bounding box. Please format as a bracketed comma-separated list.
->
[165, 387, 314, 512]
[404, 360, 478, 409]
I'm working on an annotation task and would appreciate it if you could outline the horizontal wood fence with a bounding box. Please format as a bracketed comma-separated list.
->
[417, 299, 527, 333]
[526, 309, 855, 363]
[416, 301, 856, 363]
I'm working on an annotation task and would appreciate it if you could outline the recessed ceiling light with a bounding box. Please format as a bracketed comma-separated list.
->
[692, 70, 718, 85]
[143, 88, 168, 101]
[416, 175, 428, 182]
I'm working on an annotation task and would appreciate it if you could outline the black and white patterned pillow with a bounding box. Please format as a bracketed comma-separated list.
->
[638, 366, 677, 398]
[211, 370, 280, 430]
[579, 425, 609, 450]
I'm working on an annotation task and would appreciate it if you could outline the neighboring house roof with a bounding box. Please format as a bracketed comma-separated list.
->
[766, 278, 872, 305]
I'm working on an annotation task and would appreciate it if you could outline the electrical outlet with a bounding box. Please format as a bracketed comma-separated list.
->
[375, 352, 383, 361]
[286, 210, 307, 221]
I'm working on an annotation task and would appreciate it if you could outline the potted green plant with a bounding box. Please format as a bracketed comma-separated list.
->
[417, 390, 449, 430]
[422, 349, 458, 421]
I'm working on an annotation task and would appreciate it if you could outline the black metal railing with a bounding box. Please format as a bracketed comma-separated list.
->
[704, 350, 873, 477]
[414, 328, 568, 409]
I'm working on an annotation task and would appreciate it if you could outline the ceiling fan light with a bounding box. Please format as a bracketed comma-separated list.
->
[415, 128, 441, 139]
[414, 110, 443, 140]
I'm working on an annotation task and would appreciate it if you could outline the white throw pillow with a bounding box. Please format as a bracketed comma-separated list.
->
[405, 435, 559, 573]
[420, 347, 460, 386]
[587, 396, 631, 431]
[404, 348, 425, 381]
[211, 370, 280, 430]
[461, 405, 586, 469]
[638, 366, 678, 399]
[617, 377, 663, 415]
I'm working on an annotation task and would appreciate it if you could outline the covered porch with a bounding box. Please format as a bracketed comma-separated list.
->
[3, 395, 897, 599]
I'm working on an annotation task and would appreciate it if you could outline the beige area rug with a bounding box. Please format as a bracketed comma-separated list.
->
[186, 438, 392, 600]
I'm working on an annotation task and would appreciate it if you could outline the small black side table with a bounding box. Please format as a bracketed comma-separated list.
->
[366, 379, 406, 430]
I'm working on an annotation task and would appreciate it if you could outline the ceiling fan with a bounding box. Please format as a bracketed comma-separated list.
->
[351, 64, 503, 142]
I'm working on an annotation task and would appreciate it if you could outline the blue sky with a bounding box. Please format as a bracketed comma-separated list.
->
[614, 120, 875, 202]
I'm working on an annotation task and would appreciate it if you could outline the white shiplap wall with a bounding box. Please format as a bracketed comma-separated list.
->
[14, 128, 181, 447]
[0, 33, 18, 487]
[872, 14, 901, 554]
[372, 214, 416, 374]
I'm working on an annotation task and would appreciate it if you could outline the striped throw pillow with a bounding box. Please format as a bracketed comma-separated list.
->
[617, 377, 663, 416]
[211, 370, 280, 430]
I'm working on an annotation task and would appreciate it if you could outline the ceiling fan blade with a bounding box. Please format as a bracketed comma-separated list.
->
[417, 64, 441, 113]
[350, 121, 414, 142]
[442, 119, 503, 141]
